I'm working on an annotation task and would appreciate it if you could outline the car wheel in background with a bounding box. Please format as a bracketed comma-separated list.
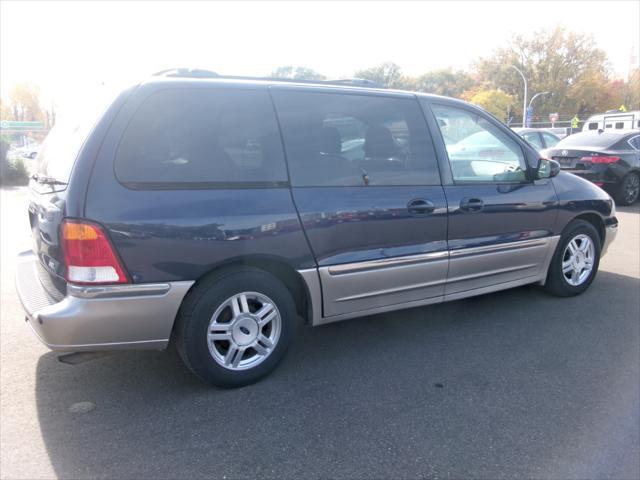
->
[544, 219, 601, 297]
[615, 172, 640, 205]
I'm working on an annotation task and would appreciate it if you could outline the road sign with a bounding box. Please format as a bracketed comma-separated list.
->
[0, 120, 45, 130]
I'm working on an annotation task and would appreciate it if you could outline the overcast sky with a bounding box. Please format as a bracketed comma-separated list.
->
[1, 0, 639, 109]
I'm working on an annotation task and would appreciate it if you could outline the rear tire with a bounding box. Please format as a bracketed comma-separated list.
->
[615, 172, 640, 205]
[544, 220, 601, 297]
[175, 268, 297, 388]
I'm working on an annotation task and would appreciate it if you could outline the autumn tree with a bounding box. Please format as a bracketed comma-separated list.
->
[8, 84, 46, 122]
[410, 69, 476, 97]
[475, 26, 610, 119]
[466, 89, 515, 121]
[354, 62, 407, 88]
[623, 68, 640, 110]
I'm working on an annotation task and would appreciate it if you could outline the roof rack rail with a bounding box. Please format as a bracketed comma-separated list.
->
[151, 70, 385, 88]
[324, 78, 384, 88]
[153, 68, 219, 78]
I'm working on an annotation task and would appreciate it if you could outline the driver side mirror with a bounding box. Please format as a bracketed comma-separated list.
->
[536, 158, 560, 179]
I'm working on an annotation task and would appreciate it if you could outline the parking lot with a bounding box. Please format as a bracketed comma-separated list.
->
[1, 186, 638, 479]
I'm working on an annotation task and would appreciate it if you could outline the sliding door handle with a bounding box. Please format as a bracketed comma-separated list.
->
[460, 197, 484, 212]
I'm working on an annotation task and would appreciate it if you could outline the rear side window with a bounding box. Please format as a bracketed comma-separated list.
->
[272, 90, 440, 186]
[116, 89, 287, 185]
[522, 132, 543, 149]
[541, 132, 559, 148]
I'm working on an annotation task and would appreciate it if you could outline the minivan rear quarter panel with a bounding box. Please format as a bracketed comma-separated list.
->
[84, 81, 316, 283]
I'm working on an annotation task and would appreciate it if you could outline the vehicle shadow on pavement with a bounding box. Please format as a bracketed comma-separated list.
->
[616, 204, 640, 214]
[34, 270, 640, 480]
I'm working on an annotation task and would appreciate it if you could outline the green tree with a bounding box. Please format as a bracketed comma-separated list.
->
[411, 69, 476, 97]
[467, 89, 515, 121]
[270, 66, 326, 80]
[354, 62, 406, 88]
[475, 26, 609, 120]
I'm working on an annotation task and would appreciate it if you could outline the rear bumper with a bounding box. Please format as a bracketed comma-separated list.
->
[562, 169, 613, 185]
[15, 251, 193, 351]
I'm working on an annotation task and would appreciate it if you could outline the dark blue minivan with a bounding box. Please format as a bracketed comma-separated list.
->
[16, 70, 619, 387]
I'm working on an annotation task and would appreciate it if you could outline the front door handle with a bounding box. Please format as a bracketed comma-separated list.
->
[407, 198, 435, 215]
[460, 197, 484, 212]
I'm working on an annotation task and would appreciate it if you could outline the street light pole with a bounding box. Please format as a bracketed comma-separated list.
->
[527, 91, 550, 127]
[508, 65, 527, 127]
[528, 91, 550, 109]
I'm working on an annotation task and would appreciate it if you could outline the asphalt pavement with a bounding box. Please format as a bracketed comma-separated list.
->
[1, 187, 639, 479]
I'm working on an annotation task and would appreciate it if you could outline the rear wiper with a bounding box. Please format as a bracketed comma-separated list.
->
[31, 174, 68, 186]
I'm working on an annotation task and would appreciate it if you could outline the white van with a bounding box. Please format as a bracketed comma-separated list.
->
[582, 110, 640, 131]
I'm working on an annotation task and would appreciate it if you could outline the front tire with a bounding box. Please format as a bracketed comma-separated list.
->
[175, 268, 297, 388]
[544, 220, 601, 297]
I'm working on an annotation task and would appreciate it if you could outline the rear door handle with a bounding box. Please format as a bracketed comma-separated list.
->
[460, 197, 484, 212]
[407, 198, 435, 215]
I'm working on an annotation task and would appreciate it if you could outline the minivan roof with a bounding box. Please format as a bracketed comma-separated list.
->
[138, 70, 461, 104]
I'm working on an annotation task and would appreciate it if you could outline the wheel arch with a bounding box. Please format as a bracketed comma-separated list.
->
[173, 254, 314, 332]
[568, 212, 605, 246]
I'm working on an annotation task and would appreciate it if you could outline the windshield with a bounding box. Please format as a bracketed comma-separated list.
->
[557, 132, 619, 149]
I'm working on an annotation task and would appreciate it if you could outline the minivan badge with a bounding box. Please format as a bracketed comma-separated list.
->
[561, 150, 568, 156]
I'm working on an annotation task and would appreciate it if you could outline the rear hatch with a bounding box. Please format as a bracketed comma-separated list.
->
[28, 102, 110, 299]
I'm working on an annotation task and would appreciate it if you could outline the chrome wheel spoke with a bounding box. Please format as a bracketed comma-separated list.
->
[208, 323, 232, 341]
[568, 240, 578, 255]
[255, 303, 276, 327]
[562, 260, 573, 274]
[257, 334, 274, 349]
[578, 239, 591, 253]
[252, 341, 269, 356]
[571, 268, 580, 284]
[208, 332, 232, 341]
[225, 345, 246, 368]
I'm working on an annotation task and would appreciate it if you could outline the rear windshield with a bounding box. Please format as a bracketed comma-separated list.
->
[36, 91, 116, 185]
[557, 132, 619, 149]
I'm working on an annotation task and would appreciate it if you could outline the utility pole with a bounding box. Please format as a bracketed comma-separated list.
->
[508, 64, 527, 127]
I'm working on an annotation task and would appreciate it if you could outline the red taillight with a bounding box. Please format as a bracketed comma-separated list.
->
[61, 220, 129, 284]
[580, 155, 620, 164]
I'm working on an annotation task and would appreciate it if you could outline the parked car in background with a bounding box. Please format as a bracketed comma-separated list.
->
[16, 70, 618, 387]
[513, 128, 561, 150]
[21, 145, 40, 159]
[545, 127, 570, 139]
[542, 130, 640, 205]
[582, 110, 640, 132]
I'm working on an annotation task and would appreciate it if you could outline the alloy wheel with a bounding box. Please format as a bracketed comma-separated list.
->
[561, 234, 595, 286]
[623, 174, 640, 204]
[207, 292, 281, 370]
